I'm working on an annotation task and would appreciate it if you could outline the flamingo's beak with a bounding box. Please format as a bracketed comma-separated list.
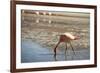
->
[75, 36, 80, 40]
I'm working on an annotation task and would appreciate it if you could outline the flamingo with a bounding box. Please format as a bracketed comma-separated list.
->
[54, 33, 79, 56]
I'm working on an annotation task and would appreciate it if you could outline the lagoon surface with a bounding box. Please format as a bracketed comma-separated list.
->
[21, 39, 90, 63]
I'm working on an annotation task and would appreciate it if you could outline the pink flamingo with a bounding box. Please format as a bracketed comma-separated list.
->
[54, 33, 79, 56]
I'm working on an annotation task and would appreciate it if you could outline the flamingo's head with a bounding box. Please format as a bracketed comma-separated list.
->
[74, 36, 80, 40]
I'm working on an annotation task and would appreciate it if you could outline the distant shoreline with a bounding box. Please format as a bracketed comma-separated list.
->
[22, 10, 90, 18]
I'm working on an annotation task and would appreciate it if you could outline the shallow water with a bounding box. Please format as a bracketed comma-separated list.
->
[21, 39, 90, 63]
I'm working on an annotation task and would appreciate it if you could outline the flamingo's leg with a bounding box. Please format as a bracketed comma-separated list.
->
[65, 43, 68, 54]
[54, 41, 60, 56]
[69, 42, 75, 55]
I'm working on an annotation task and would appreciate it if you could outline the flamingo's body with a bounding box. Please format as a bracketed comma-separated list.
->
[54, 33, 79, 56]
